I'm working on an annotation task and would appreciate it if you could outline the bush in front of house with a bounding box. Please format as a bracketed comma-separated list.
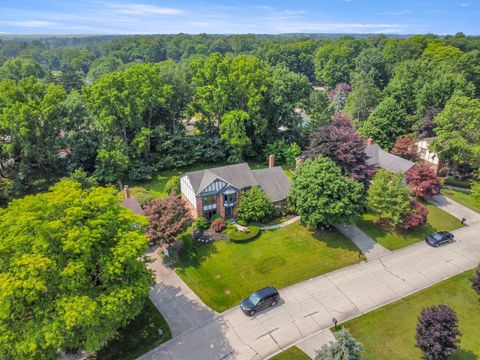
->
[193, 216, 208, 231]
[211, 219, 227, 233]
[400, 201, 428, 231]
[228, 226, 260, 243]
[237, 186, 276, 223]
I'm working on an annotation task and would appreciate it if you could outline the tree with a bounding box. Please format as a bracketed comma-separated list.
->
[416, 305, 462, 360]
[0, 57, 45, 81]
[360, 97, 410, 149]
[237, 186, 276, 223]
[367, 169, 411, 227]
[315, 328, 363, 360]
[265, 140, 301, 166]
[354, 47, 389, 89]
[401, 201, 428, 231]
[307, 91, 333, 129]
[328, 83, 351, 114]
[164, 175, 181, 196]
[219, 110, 251, 163]
[314, 43, 356, 87]
[144, 197, 193, 246]
[472, 182, 480, 205]
[391, 134, 417, 160]
[289, 157, 364, 228]
[344, 72, 382, 122]
[55, 64, 84, 93]
[405, 164, 440, 197]
[416, 107, 440, 139]
[69, 168, 98, 189]
[0, 180, 154, 358]
[471, 266, 480, 295]
[305, 115, 375, 186]
[430, 95, 480, 171]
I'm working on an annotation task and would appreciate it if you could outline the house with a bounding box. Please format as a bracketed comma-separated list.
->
[180, 156, 291, 220]
[415, 137, 443, 175]
[365, 140, 415, 174]
[121, 185, 144, 215]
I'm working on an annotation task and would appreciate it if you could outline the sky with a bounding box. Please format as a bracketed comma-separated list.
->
[0, 0, 479, 35]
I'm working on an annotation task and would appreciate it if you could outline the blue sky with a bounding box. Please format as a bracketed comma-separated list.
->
[0, 0, 478, 35]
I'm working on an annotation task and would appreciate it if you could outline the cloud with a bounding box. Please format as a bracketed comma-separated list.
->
[110, 3, 183, 15]
[2, 20, 61, 28]
[276, 21, 407, 33]
[283, 10, 306, 15]
[379, 10, 412, 16]
[460, 3, 470, 6]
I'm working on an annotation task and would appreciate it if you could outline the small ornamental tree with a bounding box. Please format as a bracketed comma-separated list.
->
[289, 156, 364, 228]
[367, 169, 411, 228]
[401, 201, 428, 231]
[391, 134, 417, 160]
[416, 305, 462, 360]
[471, 266, 480, 295]
[237, 186, 275, 223]
[305, 114, 375, 186]
[144, 197, 193, 246]
[405, 164, 440, 197]
[164, 175, 181, 196]
[315, 328, 363, 360]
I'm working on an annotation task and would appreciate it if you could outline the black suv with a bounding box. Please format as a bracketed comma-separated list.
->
[425, 231, 454, 247]
[240, 287, 280, 316]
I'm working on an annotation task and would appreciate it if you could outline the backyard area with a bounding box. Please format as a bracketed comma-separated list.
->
[341, 270, 480, 360]
[357, 201, 463, 250]
[174, 222, 363, 312]
[443, 188, 480, 213]
[96, 299, 171, 360]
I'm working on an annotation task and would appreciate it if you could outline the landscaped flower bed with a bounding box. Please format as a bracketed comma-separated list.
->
[227, 226, 261, 243]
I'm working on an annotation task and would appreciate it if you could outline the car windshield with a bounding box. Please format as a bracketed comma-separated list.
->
[249, 292, 261, 305]
[433, 233, 444, 240]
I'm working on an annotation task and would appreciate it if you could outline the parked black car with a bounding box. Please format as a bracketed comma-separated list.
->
[240, 286, 280, 316]
[425, 231, 454, 247]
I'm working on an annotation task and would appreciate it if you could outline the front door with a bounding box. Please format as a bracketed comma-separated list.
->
[225, 206, 233, 218]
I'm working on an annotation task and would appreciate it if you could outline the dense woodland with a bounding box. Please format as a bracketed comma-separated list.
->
[0, 32, 479, 205]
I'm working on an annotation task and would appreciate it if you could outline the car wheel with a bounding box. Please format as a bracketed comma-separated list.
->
[249, 310, 256, 316]
[271, 301, 277, 307]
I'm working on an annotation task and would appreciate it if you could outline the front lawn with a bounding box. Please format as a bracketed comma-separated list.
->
[357, 202, 463, 250]
[175, 222, 363, 312]
[342, 270, 480, 360]
[96, 299, 171, 360]
[443, 189, 480, 214]
[270, 346, 310, 360]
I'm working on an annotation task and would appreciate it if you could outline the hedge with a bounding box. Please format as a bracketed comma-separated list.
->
[228, 226, 261, 243]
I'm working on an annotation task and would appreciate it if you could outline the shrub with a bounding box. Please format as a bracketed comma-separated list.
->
[315, 328, 363, 360]
[237, 186, 276, 223]
[194, 217, 208, 231]
[400, 201, 428, 231]
[228, 226, 260, 243]
[416, 305, 461, 360]
[236, 219, 248, 226]
[164, 176, 180, 196]
[211, 219, 227, 233]
[405, 164, 440, 197]
[391, 134, 417, 160]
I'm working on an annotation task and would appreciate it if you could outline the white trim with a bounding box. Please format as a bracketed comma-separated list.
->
[180, 175, 197, 209]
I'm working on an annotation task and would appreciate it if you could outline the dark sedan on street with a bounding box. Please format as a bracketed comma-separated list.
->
[425, 231, 454, 247]
[240, 286, 280, 316]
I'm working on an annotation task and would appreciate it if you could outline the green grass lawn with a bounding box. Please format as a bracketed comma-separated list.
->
[270, 346, 310, 360]
[443, 189, 480, 214]
[96, 299, 171, 360]
[356, 201, 463, 250]
[342, 270, 480, 360]
[175, 222, 363, 312]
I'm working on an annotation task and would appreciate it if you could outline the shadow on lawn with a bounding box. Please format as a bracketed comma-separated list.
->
[453, 349, 478, 360]
[311, 228, 362, 252]
[174, 232, 219, 269]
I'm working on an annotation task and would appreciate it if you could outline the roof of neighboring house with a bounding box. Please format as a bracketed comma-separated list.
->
[366, 143, 415, 174]
[252, 167, 291, 203]
[183, 163, 291, 202]
[121, 198, 145, 215]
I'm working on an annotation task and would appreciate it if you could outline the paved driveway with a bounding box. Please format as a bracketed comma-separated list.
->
[426, 194, 480, 225]
[139, 223, 480, 360]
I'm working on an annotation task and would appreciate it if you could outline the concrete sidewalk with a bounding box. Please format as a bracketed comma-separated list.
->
[335, 223, 390, 259]
[260, 216, 300, 230]
[139, 223, 480, 360]
[426, 194, 480, 226]
[296, 330, 335, 359]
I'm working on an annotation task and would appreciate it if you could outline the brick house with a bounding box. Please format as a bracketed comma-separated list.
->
[180, 157, 290, 221]
[415, 137, 444, 175]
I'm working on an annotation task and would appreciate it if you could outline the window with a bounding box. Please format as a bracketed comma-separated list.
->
[202, 194, 216, 208]
[223, 193, 236, 206]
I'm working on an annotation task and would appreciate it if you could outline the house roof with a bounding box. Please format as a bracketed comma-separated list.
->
[365, 144, 415, 174]
[252, 167, 291, 203]
[121, 198, 145, 215]
[183, 163, 291, 202]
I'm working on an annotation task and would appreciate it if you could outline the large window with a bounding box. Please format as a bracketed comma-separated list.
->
[202, 194, 217, 210]
[223, 193, 236, 206]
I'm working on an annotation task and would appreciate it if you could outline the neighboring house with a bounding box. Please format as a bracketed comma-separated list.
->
[415, 137, 443, 175]
[180, 157, 290, 220]
[121, 185, 145, 215]
[365, 140, 415, 174]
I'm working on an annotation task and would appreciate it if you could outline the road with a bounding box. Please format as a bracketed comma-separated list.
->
[140, 223, 480, 360]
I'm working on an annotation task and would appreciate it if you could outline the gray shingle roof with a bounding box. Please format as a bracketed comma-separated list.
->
[121, 198, 144, 215]
[365, 144, 415, 174]
[252, 167, 291, 203]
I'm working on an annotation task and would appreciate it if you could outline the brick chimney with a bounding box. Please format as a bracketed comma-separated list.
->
[124, 185, 130, 199]
[268, 154, 275, 168]
[366, 138, 374, 145]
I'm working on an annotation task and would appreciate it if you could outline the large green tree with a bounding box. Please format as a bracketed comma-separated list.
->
[237, 186, 276, 223]
[289, 156, 364, 228]
[0, 180, 154, 359]
[0, 57, 45, 81]
[314, 43, 357, 87]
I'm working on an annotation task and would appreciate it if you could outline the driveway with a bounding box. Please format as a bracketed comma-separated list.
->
[139, 223, 480, 360]
[426, 194, 480, 226]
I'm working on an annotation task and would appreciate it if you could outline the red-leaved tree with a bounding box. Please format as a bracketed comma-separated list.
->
[144, 196, 193, 246]
[391, 134, 417, 160]
[305, 114, 376, 186]
[405, 163, 440, 197]
[400, 201, 428, 231]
